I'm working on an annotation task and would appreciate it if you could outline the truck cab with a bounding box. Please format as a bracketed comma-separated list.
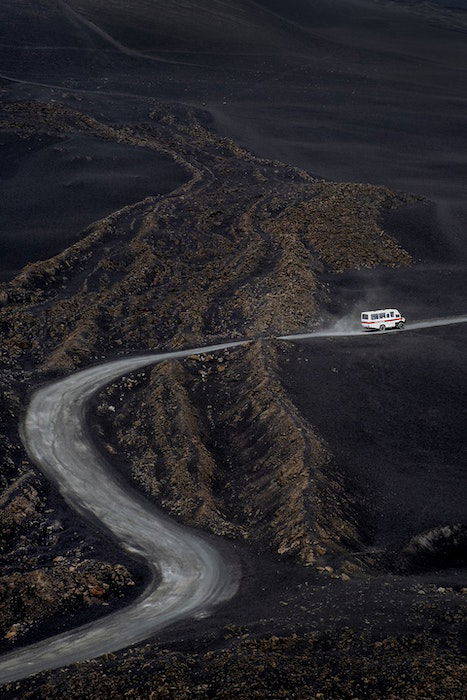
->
[361, 309, 405, 331]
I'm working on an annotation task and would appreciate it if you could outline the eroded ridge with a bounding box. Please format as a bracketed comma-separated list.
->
[92, 341, 361, 566]
[0, 100, 415, 373]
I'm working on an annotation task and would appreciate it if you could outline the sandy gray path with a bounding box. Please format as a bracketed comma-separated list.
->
[0, 341, 246, 685]
[280, 314, 467, 341]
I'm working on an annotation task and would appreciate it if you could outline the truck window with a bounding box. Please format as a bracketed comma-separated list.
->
[390, 311, 394, 317]
[362, 314, 368, 319]
[371, 313, 378, 320]
[379, 313, 385, 319]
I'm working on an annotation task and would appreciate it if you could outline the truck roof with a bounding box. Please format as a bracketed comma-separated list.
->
[361, 308, 400, 314]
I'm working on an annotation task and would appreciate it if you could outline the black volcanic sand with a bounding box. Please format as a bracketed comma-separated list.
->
[279, 324, 467, 554]
[2, 0, 467, 264]
[0, 132, 187, 280]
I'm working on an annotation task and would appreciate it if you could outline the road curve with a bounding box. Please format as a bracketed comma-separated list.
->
[1, 315, 466, 684]
[0, 341, 246, 685]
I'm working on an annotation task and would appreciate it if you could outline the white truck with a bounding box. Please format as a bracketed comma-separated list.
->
[361, 308, 405, 331]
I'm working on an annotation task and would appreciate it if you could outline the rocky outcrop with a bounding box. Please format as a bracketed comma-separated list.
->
[394, 524, 467, 573]
[0, 561, 134, 644]
[92, 341, 360, 565]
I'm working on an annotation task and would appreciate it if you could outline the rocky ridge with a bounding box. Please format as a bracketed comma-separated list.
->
[92, 341, 360, 568]
[0, 99, 415, 372]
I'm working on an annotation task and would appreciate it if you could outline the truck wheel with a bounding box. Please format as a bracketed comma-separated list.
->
[379, 324, 386, 331]
[397, 321, 405, 329]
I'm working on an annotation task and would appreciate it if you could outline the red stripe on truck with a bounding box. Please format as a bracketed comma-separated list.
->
[362, 317, 402, 324]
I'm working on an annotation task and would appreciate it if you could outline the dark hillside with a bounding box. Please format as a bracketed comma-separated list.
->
[0, 1, 465, 696]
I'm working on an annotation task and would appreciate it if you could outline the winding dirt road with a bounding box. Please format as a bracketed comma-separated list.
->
[0, 316, 466, 684]
[0, 342, 245, 685]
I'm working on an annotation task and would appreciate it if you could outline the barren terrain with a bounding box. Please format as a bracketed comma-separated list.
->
[0, 0, 465, 697]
